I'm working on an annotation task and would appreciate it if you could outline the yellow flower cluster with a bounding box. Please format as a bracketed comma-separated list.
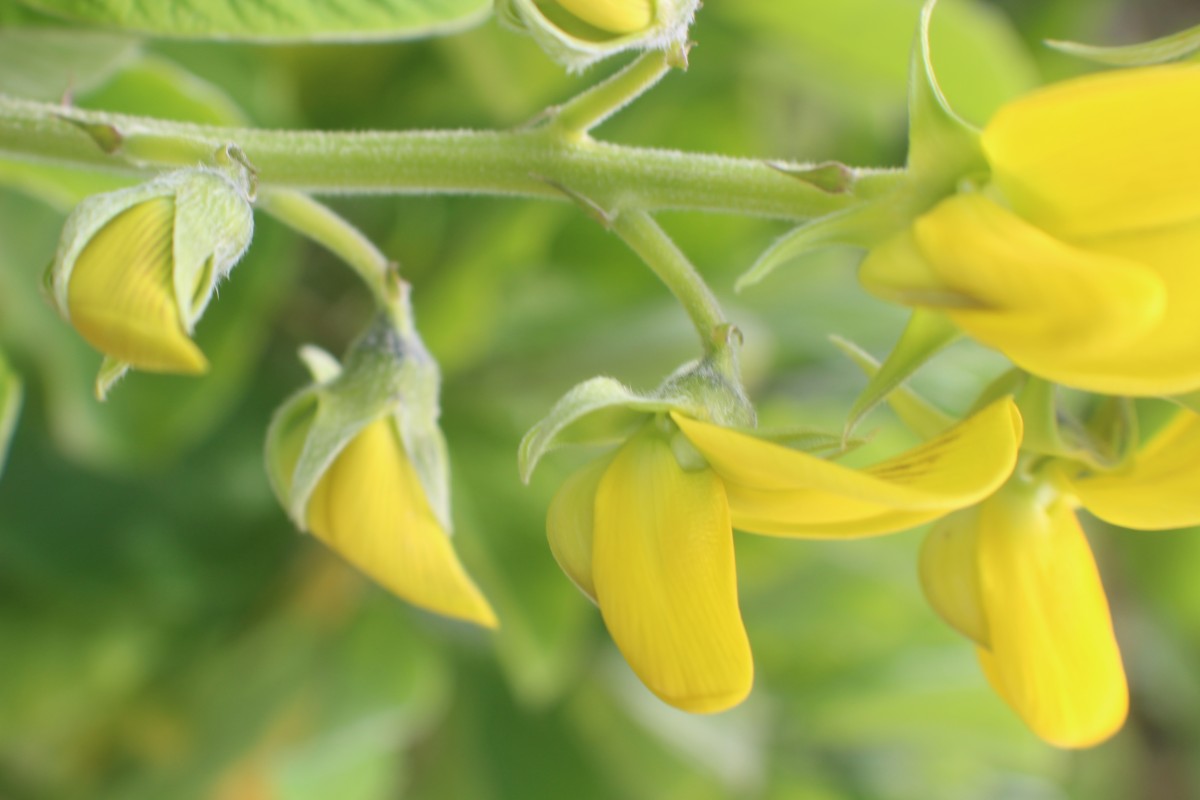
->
[548, 399, 1021, 713]
[863, 65, 1200, 397]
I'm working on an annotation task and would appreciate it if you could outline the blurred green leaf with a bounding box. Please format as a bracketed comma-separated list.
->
[0, 348, 20, 479]
[715, 0, 1039, 127]
[0, 25, 137, 100]
[16, 0, 491, 42]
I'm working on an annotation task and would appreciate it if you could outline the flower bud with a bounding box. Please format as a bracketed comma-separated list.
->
[48, 165, 254, 382]
[497, 0, 698, 70]
[265, 316, 497, 628]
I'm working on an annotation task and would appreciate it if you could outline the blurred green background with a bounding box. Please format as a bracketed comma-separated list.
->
[2, 0, 1200, 797]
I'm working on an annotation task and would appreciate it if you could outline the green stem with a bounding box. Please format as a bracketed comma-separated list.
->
[256, 188, 407, 323]
[550, 50, 674, 138]
[0, 94, 890, 221]
[610, 209, 725, 351]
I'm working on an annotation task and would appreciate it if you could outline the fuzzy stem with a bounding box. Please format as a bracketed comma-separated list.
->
[550, 50, 675, 138]
[610, 209, 725, 352]
[0, 94, 891, 221]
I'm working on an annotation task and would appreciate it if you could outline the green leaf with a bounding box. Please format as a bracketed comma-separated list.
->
[0, 26, 137, 100]
[841, 309, 960, 439]
[16, 0, 490, 42]
[1047, 21, 1200, 67]
[0, 349, 21, 479]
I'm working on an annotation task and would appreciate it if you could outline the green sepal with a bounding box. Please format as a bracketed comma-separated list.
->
[94, 356, 130, 401]
[265, 309, 455, 532]
[831, 335, 955, 440]
[1016, 377, 1137, 472]
[518, 376, 695, 484]
[967, 367, 1025, 416]
[0, 350, 22, 480]
[497, 0, 699, 71]
[840, 309, 959, 440]
[1046, 22, 1200, 67]
[905, 0, 986, 191]
[520, 345, 758, 483]
[1170, 390, 1200, 415]
[737, 201, 891, 292]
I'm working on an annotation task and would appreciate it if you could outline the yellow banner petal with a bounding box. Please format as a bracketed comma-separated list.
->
[593, 429, 752, 714]
[546, 456, 610, 602]
[919, 510, 989, 646]
[306, 418, 497, 628]
[984, 64, 1200, 239]
[1037, 220, 1200, 395]
[67, 198, 208, 374]
[1069, 410, 1200, 530]
[975, 484, 1127, 748]
[912, 195, 1165, 381]
[672, 397, 1020, 535]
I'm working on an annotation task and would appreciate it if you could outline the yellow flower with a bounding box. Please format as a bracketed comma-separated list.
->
[548, 397, 1022, 712]
[268, 311, 495, 627]
[921, 409, 1200, 747]
[49, 168, 254, 381]
[304, 417, 497, 628]
[861, 64, 1200, 396]
[267, 356, 497, 630]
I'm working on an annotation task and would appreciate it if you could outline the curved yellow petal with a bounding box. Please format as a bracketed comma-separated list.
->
[593, 429, 752, 713]
[1035, 221, 1200, 395]
[673, 398, 1020, 537]
[912, 195, 1165, 378]
[546, 456, 610, 602]
[555, 0, 652, 34]
[67, 198, 208, 374]
[975, 484, 1127, 748]
[725, 495, 942, 538]
[984, 64, 1200, 239]
[919, 509, 989, 646]
[1069, 410, 1200, 530]
[306, 418, 497, 628]
[858, 229, 985, 310]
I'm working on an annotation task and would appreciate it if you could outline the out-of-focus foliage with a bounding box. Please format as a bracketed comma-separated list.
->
[2, 0, 1200, 798]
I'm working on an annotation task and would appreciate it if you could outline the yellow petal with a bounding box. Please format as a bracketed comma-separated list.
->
[723, 485, 945, 538]
[593, 428, 752, 713]
[546, 456, 610, 602]
[554, 0, 652, 34]
[1069, 410, 1200, 530]
[1035, 220, 1200, 395]
[984, 64, 1200, 239]
[672, 397, 1020, 537]
[919, 509, 989, 646]
[306, 418, 497, 628]
[66, 198, 208, 374]
[911, 195, 1165, 379]
[974, 484, 1127, 748]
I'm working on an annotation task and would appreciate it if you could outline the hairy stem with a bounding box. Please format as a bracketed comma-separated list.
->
[610, 209, 725, 351]
[0, 95, 894, 221]
[550, 50, 675, 137]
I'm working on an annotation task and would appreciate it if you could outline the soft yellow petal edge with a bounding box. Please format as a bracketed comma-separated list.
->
[307, 419, 497, 628]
